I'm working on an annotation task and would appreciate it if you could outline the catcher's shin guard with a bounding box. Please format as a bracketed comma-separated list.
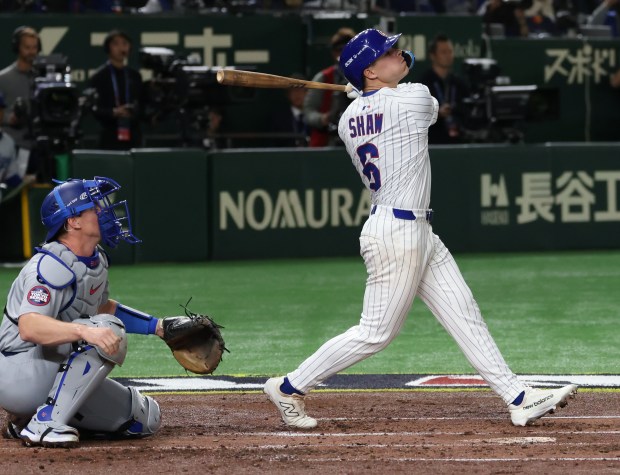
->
[33, 314, 128, 426]
[119, 387, 161, 437]
[35, 349, 117, 427]
[21, 346, 116, 447]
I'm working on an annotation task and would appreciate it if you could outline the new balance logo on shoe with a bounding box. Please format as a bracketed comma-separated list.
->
[279, 402, 300, 417]
[264, 377, 318, 429]
[524, 394, 553, 410]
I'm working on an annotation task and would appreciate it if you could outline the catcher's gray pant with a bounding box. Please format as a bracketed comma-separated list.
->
[288, 208, 527, 405]
[0, 344, 133, 432]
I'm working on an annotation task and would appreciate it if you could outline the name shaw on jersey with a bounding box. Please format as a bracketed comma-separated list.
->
[347, 113, 383, 138]
[219, 188, 370, 231]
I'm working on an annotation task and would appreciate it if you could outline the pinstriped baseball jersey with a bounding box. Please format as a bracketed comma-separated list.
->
[287, 82, 526, 406]
[338, 83, 438, 210]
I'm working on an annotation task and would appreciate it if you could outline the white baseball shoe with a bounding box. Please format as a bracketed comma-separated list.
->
[509, 384, 578, 426]
[20, 417, 79, 448]
[264, 377, 317, 429]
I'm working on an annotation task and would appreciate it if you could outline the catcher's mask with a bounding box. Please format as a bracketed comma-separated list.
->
[41, 176, 141, 248]
[339, 28, 414, 91]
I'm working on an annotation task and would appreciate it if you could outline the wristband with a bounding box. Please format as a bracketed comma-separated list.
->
[115, 303, 158, 335]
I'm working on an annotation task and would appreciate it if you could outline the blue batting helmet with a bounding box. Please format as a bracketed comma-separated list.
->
[41, 176, 140, 248]
[339, 29, 402, 90]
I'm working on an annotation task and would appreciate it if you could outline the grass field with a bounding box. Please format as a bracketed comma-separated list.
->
[1, 250, 619, 378]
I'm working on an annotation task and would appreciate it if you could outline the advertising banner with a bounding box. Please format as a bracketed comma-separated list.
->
[209, 148, 368, 259]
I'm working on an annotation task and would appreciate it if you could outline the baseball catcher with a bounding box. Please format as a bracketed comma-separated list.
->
[161, 300, 228, 375]
[0, 176, 226, 449]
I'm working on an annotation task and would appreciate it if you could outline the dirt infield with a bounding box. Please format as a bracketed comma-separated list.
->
[1, 391, 619, 474]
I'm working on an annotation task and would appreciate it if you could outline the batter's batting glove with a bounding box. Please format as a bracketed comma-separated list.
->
[345, 83, 361, 100]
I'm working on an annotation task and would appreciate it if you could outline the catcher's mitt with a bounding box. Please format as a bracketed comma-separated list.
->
[162, 300, 228, 374]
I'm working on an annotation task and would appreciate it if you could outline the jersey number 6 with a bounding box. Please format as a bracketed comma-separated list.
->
[356, 143, 382, 191]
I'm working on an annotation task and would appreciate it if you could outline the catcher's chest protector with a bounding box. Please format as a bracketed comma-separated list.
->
[37, 242, 110, 323]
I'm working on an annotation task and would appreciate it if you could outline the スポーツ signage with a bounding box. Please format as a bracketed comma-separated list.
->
[488, 39, 620, 143]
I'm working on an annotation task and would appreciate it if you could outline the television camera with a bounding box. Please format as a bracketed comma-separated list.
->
[460, 58, 559, 143]
[139, 47, 253, 147]
[13, 54, 96, 179]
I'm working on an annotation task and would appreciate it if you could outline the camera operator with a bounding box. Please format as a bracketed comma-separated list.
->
[0, 26, 40, 179]
[0, 93, 20, 202]
[611, 68, 620, 88]
[89, 30, 144, 150]
[419, 33, 470, 145]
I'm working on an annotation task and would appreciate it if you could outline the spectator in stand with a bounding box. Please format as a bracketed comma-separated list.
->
[0, 93, 21, 202]
[0, 26, 40, 181]
[270, 73, 309, 147]
[522, 0, 557, 34]
[480, 0, 529, 37]
[304, 27, 356, 147]
[419, 33, 470, 144]
[135, 0, 174, 13]
[382, 0, 474, 13]
[611, 68, 620, 88]
[371, 0, 418, 12]
[203, 106, 226, 150]
[89, 30, 145, 150]
[587, 0, 620, 35]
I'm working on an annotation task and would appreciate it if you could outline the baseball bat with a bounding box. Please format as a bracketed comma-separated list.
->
[216, 69, 352, 93]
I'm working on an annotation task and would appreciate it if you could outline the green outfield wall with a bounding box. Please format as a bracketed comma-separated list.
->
[1, 144, 618, 262]
[209, 148, 367, 259]
[429, 143, 620, 252]
[209, 144, 620, 257]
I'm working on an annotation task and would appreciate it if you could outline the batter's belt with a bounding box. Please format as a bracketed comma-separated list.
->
[371, 205, 433, 223]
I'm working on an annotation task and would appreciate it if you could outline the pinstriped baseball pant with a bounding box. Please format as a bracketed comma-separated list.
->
[288, 205, 526, 404]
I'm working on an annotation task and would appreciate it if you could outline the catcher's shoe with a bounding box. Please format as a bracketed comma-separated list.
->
[509, 384, 578, 426]
[264, 377, 317, 429]
[2, 413, 30, 440]
[3, 421, 21, 440]
[20, 418, 79, 448]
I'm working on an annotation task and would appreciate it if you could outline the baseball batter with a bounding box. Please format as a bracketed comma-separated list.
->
[0, 177, 162, 447]
[265, 29, 577, 428]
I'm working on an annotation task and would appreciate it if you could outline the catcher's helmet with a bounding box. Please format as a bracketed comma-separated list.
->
[339, 29, 402, 91]
[41, 176, 140, 248]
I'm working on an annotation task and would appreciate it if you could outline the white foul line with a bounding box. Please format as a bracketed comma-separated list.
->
[323, 415, 620, 421]
[305, 457, 620, 463]
[214, 440, 620, 450]
[247, 430, 620, 437]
